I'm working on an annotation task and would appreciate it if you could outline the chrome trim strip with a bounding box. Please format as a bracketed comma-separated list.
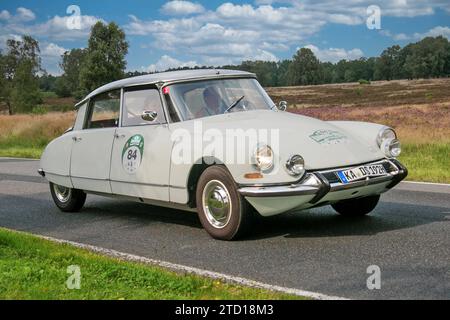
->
[110, 179, 168, 188]
[44, 171, 70, 178]
[110, 179, 187, 190]
[71, 175, 109, 181]
[239, 174, 321, 197]
[54, 175, 186, 190]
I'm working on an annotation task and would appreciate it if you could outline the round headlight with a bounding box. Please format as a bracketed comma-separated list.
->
[377, 128, 397, 147]
[381, 138, 401, 157]
[253, 144, 274, 172]
[285, 155, 305, 176]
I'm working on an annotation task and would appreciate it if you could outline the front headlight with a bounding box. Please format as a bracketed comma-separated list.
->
[377, 128, 401, 157]
[381, 138, 401, 157]
[253, 144, 274, 172]
[285, 154, 305, 177]
[377, 128, 396, 147]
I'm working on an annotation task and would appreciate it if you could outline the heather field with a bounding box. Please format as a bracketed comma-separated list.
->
[0, 78, 448, 182]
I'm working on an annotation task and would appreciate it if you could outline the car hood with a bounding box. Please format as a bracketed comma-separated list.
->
[195, 110, 385, 170]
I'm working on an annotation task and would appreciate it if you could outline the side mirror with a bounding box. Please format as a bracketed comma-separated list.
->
[141, 110, 158, 122]
[277, 101, 287, 111]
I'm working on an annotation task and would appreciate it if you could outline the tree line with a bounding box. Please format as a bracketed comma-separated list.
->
[1, 20, 450, 114]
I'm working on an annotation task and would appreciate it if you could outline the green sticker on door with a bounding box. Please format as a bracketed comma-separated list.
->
[122, 134, 144, 174]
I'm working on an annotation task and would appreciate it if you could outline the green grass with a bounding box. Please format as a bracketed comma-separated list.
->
[0, 228, 302, 300]
[399, 142, 450, 183]
[0, 136, 49, 159]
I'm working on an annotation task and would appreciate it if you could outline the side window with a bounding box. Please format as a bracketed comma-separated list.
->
[122, 87, 166, 127]
[86, 90, 120, 129]
[73, 102, 87, 130]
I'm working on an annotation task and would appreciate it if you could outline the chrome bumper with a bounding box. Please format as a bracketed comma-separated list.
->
[238, 159, 408, 204]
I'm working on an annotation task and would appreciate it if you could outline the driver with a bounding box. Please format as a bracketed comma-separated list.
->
[196, 87, 227, 117]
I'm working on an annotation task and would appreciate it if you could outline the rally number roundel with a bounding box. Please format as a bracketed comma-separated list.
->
[122, 134, 144, 174]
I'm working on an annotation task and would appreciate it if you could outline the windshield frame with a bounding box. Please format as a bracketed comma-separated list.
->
[164, 77, 274, 121]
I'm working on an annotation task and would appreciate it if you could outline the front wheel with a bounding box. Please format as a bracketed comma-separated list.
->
[49, 182, 86, 212]
[331, 194, 380, 216]
[196, 166, 252, 240]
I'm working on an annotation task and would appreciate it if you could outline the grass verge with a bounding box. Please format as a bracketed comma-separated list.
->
[398, 142, 450, 183]
[0, 228, 302, 300]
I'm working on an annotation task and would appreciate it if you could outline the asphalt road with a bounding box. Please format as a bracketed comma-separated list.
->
[0, 157, 449, 299]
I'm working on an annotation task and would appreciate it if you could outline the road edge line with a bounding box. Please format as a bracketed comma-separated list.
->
[400, 181, 450, 187]
[36, 234, 348, 300]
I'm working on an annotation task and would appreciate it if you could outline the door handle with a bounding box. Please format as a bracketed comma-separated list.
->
[72, 136, 82, 142]
[114, 133, 125, 139]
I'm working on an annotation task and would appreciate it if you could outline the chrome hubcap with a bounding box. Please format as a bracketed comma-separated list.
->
[53, 184, 71, 203]
[202, 180, 232, 229]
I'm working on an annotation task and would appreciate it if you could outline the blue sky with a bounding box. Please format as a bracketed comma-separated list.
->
[1, 0, 449, 75]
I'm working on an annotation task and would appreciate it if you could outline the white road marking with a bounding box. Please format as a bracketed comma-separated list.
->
[35, 233, 347, 300]
[401, 181, 450, 187]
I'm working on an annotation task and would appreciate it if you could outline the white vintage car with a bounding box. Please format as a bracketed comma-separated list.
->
[39, 69, 407, 240]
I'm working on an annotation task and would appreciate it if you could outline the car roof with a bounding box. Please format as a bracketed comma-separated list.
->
[76, 69, 256, 107]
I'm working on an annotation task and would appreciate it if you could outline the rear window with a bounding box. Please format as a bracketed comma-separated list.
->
[86, 90, 120, 129]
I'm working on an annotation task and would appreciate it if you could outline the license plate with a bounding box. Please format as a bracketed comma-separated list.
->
[337, 164, 386, 184]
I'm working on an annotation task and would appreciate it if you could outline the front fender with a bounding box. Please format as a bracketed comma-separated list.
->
[328, 121, 389, 154]
[40, 132, 74, 188]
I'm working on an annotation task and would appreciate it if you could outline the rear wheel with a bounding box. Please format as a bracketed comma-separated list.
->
[49, 182, 86, 212]
[196, 166, 252, 240]
[331, 194, 380, 216]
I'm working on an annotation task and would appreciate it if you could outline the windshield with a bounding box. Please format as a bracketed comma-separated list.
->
[168, 78, 274, 121]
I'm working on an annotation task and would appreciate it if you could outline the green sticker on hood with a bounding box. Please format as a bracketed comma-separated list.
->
[122, 134, 144, 174]
[309, 130, 347, 145]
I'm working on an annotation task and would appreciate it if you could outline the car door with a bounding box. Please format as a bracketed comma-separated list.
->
[70, 90, 120, 193]
[109, 86, 171, 201]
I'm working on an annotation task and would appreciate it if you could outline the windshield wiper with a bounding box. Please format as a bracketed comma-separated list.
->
[224, 95, 245, 113]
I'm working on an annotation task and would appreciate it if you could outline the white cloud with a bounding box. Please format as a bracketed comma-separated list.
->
[40, 43, 68, 76]
[413, 26, 450, 40]
[161, 1, 205, 15]
[0, 11, 103, 41]
[0, 10, 11, 20]
[41, 43, 67, 57]
[126, 0, 450, 67]
[381, 26, 450, 42]
[304, 44, 364, 63]
[0, 7, 35, 22]
[16, 7, 36, 21]
[147, 55, 198, 72]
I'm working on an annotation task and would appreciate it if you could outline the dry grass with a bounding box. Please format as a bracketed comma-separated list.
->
[0, 112, 75, 158]
[0, 112, 75, 141]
